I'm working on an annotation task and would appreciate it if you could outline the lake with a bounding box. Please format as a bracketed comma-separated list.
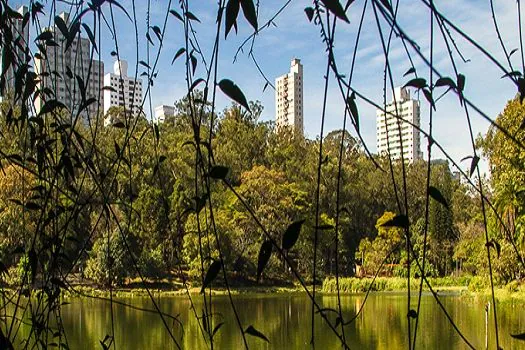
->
[11, 292, 525, 349]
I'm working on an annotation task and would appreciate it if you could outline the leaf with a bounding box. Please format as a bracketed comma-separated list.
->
[200, 260, 221, 293]
[35, 31, 54, 42]
[185, 11, 200, 22]
[28, 249, 37, 284]
[379, 0, 394, 13]
[190, 78, 206, 92]
[190, 54, 198, 74]
[38, 100, 67, 116]
[347, 92, 359, 131]
[151, 25, 162, 41]
[139, 61, 151, 69]
[407, 309, 418, 319]
[469, 155, 479, 177]
[518, 77, 525, 103]
[54, 16, 69, 39]
[500, 70, 522, 79]
[320, 0, 350, 23]
[244, 325, 269, 343]
[209, 165, 229, 180]
[225, 0, 240, 39]
[404, 78, 427, 89]
[218, 79, 251, 111]
[82, 23, 98, 53]
[380, 214, 409, 229]
[511, 332, 525, 340]
[282, 220, 305, 250]
[171, 48, 186, 64]
[435, 77, 456, 89]
[169, 9, 183, 22]
[422, 88, 435, 111]
[240, 0, 258, 31]
[457, 73, 466, 93]
[304, 7, 315, 22]
[486, 239, 501, 258]
[25, 202, 41, 210]
[212, 322, 224, 338]
[256, 240, 272, 282]
[428, 186, 449, 209]
[403, 67, 416, 77]
[314, 225, 334, 230]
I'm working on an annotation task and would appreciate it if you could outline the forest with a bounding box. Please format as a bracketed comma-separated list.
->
[1, 95, 522, 288]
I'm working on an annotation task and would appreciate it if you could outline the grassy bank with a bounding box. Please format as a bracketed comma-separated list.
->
[322, 276, 525, 302]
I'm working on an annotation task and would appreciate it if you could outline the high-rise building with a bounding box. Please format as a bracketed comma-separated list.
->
[34, 12, 104, 122]
[103, 60, 143, 126]
[0, 5, 29, 102]
[376, 87, 422, 162]
[154, 105, 175, 124]
[275, 58, 303, 136]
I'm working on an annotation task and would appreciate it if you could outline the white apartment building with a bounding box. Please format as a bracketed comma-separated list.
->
[376, 87, 422, 162]
[34, 12, 104, 122]
[275, 58, 303, 136]
[154, 105, 175, 123]
[103, 60, 143, 126]
[0, 5, 29, 101]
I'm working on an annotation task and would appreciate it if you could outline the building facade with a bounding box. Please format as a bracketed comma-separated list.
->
[34, 12, 104, 122]
[0, 5, 29, 101]
[275, 58, 303, 136]
[376, 87, 422, 162]
[154, 105, 175, 124]
[103, 60, 143, 126]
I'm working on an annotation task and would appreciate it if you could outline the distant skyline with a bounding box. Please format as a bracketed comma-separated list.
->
[37, 0, 522, 173]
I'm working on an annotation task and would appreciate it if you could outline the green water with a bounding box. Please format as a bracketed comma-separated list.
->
[11, 293, 525, 349]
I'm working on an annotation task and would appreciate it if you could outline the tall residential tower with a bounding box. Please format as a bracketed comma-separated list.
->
[34, 12, 104, 122]
[275, 58, 303, 136]
[103, 60, 143, 126]
[376, 87, 422, 162]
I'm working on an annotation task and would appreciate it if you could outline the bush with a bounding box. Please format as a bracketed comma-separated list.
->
[138, 245, 166, 278]
[84, 231, 130, 287]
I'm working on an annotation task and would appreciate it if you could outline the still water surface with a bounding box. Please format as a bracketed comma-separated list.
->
[38, 293, 525, 349]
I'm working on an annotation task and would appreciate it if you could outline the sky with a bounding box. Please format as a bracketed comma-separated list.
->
[26, 0, 524, 174]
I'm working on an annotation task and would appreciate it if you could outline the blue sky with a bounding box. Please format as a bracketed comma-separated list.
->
[33, 0, 523, 173]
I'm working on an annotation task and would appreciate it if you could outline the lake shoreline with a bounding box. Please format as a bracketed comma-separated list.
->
[57, 276, 525, 303]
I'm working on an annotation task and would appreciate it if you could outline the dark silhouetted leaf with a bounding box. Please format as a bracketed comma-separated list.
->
[209, 165, 229, 180]
[185, 11, 200, 22]
[54, 16, 69, 39]
[305, 7, 315, 22]
[428, 186, 449, 209]
[423, 88, 435, 110]
[282, 220, 305, 250]
[320, 0, 350, 23]
[82, 24, 98, 53]
[191, 54, 197, 74]
[518, 77, 525, 103]
[403, 67, 416, 77]
[511, 332, 525, 340]
[170, 9, 183, 22]
[171, 48, 186, 64]
[200, 260, 221, 293]
[35, 31, 53, 42]
[151, 25, 162, 41]
[256, 240, 272, 282]
[381, 214, 409, 229]
[139, 61, 151, 69]
[435, 77, 456, 89]
[50, 277, 68, 290]
[212, 322, 224, 338]
[486, 239, 501, 258]
[218, 79, 251, 111]
[38, 100, 67, 116]
[408, 309, 418, 319]
[347, 92, 359, 131]
[25, 202, 41, 210]
[225, 0, 240, 39]
[457, 73, 466, 93]
[112, 122, 125, 128]
[28, 249, 37, 284]
[240, 0, 258, 30]
[335, 316, 342, 328]
[501, 71, 522, 79]
[315, 225, 334, 230]
[379, 0, 393, 13]
[404, 78, 427, 89]
[469, 155, 479, 177]
[190, 78, 205, 92]
[244, 325, 269, 343]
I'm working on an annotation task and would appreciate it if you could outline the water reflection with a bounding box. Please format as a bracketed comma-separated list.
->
[12, 293, 525, 349]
